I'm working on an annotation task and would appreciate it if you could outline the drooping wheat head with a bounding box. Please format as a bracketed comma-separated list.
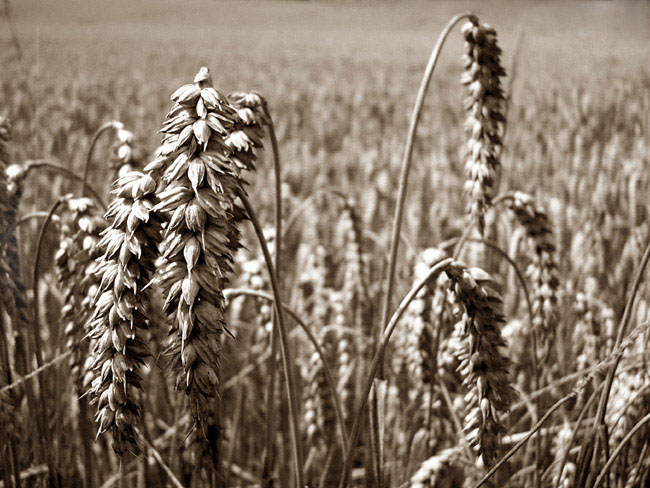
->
[461, 18, 506, 234]
[151, 67, 262, 430]
[87, 171, 162, 456]
[444, 261, 516, 469]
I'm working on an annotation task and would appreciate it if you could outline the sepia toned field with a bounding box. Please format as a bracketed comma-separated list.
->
[1, 0, 650, 486]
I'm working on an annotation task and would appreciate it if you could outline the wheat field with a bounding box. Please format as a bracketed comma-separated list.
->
[1, 1, 650, 487]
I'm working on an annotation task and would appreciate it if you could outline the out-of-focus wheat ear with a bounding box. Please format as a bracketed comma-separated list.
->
[339, 200, 373, 366]
[444, 261, 517, 470]
[55, 197, 106, 388]
[461, 18, 506, 235]
[328, 290, 356, 425]
[303, 328, 338, 455]
[87, 171, 162, 456]
[108, 125, 146, 179]
[297, 245, 336, 327]
[606, 369, 649, 484]
[550, 420, 577, 488]
[151, 67, 262, 434]
[504, 192, 560, 363]
[409, 448, 464, 488]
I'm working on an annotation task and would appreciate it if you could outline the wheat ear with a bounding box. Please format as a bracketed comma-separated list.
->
[87, 171, 162, 455]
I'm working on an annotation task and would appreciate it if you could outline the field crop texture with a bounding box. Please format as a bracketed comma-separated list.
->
[1, 0, 650, 486]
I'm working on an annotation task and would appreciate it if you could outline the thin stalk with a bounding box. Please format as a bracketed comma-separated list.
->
[588, 239, 650, 486]
[0, 212, 49, 251]
[338, 258, 454, 488]
[224, 287, 349, 454]
[474, 393, 576, 488]
[379, 12, 475, 342]
[261, 102, 283, 488]
[548, 388, 601, 488]
[81, 121, 121, 197]
[237, 191, 305, 488]
[592, 412, 650, 488]
[24, 160, 106, 210]
[32, 196, 67, 486]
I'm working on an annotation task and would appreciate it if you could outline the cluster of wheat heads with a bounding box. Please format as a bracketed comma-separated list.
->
[0, 12, 649, 488]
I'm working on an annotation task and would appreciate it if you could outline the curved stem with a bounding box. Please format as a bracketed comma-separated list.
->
[592, 412, 650, 488]
[548, 387, 600, 487]
[0, 212, 49, 251]
[237, 191, 305, 488]
[260, 101, 283, 486]
[24, 160, 106, 210]
[225, 287, 349, 455]
[32, 198, 68, 368]
[31, 195, 67, 485]
[81, 121, 121, 197]
[379, 11, 475, 342]
[338, 258, 454, 487]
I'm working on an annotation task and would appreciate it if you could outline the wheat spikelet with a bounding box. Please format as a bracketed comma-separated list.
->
[298, 245, 335, 327]
[151, 67, 262, 429]
[444, 261, 516, 469]
[339, 201, 371, 352]
[303, 328, 337, 447]
[87, 171, 162, 456]
[461, 18, 506, 234]
[108, 124, 145, 179]
[505, 192, 560, 361]
[330, 290, 356, 423]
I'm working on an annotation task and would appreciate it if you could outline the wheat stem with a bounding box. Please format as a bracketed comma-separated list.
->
[22, 160, 106, 209]
[81, 121, 121, 196]
[588, 238, 650, 484]
[593, 412, 650, 488]
[237, 191, 305, 488]
[260, 101, 283, 487]
[225, 287, 349, 454]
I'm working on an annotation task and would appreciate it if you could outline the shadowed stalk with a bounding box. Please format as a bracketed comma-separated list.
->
[592, 412, 650, 488]
[237, 191, 305, 488]
[338, 258, 454, 488]
[32, 195, 68, 485]
[81, 121, 122, 197]
[587, 238, 650, 486]
[260, 101, 283, 487]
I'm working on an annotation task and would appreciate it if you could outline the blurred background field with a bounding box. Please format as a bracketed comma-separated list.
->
[3, 0, 650, 233]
